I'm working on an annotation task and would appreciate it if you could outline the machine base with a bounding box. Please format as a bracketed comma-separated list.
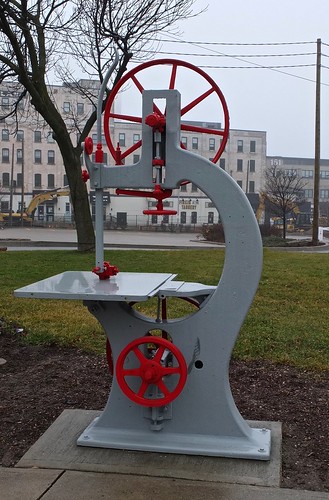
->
[77, 416, 271, 461]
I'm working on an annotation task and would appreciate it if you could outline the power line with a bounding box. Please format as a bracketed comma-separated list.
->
[157, 38, 316, 47]
[141, 49, 316, 58]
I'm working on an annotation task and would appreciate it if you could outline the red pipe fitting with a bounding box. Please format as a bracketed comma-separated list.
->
[145, 112, 166, 132]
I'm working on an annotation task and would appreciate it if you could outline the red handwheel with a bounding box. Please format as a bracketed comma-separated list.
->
[104, 59, 229, 164]
[116, 336, 187, 407]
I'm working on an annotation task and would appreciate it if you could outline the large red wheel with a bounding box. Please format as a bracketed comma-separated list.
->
[116, 336, 187, 407]
[104, 59, 229, 164]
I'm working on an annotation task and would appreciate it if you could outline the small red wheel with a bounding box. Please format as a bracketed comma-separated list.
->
[116, 336, 187, 407]
[104, 59, 229, 165]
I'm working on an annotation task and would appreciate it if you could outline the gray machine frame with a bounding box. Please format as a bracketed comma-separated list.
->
[15, 89, 270, 460]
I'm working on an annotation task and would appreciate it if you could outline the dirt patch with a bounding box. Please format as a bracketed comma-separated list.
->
[0, 329, 328, 492]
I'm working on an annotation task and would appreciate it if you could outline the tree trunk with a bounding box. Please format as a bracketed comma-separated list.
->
[63, 152, 95, 252]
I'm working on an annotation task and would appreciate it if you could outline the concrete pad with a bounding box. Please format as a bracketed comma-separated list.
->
[41, 471, 329, 500]
[17, 409, 282, 487]
[0, 467, 63, 500]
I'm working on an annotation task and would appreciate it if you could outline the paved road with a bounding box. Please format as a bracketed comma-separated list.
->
[1, 226, 329, 252]
[0, 226, 221, 250]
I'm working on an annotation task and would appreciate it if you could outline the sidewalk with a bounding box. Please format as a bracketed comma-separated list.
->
[2, 467, 329, 500]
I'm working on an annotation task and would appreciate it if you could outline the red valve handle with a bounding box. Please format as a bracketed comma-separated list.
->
[116, 336, 187, 407]
[92, 261, 119, 280]
[116, 185, 177, 216]
[84, 137, 93, 155]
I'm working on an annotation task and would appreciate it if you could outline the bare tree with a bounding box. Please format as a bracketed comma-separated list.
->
[262, 163, 307, 239]
[0, 0, 199, 250]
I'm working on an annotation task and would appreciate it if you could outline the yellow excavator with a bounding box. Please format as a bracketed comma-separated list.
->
[0, 187, 70, 226]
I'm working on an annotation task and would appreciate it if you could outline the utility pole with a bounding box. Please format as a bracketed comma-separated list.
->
[312, 38, 321, 245]
[9, 143, 14, 227]
[20, 138, 25, 226]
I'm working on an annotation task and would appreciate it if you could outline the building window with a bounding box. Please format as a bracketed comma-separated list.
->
[2, 172, 10, 187]
[48, 174, 55, 188]
[319, 170, 329, 179]
[192, 137, 198, 150]
[237, 159, 243, 172]
[63, 101, 71, 113]
[208, 212, 214, 224]
[151, 214, 158, 224]
[48, 150, 55, 164]
[17, 173, 22, 187]
[133, 134, 140, 144]
[209, 138, 215, 151]
[133, 154, 140, 163]
[16, 149, 23, 163]
[119, 133, 125, 147]
[2, 148, 9, 163]
[219, 158, 225, 170]
[191, 211, 197, 224]
[181, 136, 187, 148]
[237, 180, 243, 189]
[285, 169, 297, 176]
[191, 183, 198, 192]
[180, 183, 187, 192]
[65, 203, 70, 213]
[250, 140, 256, 153]
[320, 189, 329, 199]
[249, 181, 255, 193]
[16, 130, 24, 142]
[34, 174, 42, 188]
[1, 96, 9, 109]
[1, 200, 9, 212]
[249, 159, 255, 173]
[77, 102, 84, 115]
[180, 211, 186, 224]
[237, 140, 243, 152]
[34, 149, 42, 163]
[47, 131, 55, 143]
[63, 174, 68, 186]
[34, 130, 42, 143]
[2, 129, 9, 141]
[304, 189, 313, 198]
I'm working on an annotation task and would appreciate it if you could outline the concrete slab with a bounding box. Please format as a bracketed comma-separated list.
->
[17, 409, 282, 488]
[0, 467, 63, 500]
[40, 471, 329, 500]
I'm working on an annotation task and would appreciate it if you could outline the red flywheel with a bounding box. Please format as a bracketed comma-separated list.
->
[116, 336, 187, 407]
[104, 59, 229, 164]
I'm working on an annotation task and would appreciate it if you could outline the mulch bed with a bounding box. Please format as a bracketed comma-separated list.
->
[0, 328, 328, 492]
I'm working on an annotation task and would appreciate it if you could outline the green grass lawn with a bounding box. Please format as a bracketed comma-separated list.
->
[0, 249, 328, 370]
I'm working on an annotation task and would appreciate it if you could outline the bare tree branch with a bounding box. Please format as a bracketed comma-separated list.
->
[262, 164, 307, 239]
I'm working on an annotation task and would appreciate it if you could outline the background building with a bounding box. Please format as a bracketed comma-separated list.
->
[1, 80, 327, 229]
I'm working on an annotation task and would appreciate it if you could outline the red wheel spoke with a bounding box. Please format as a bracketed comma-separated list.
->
[181, 123, 225, 136]
[131, 75, 163, 115]
[169, 62, 178, 89]
[109, 112, 142, 124]
[153, 345, 166, 363]
[181, 87, 215, 116]
[122, 368, 142, 377]
[137, 380, 150, 397]
[156, 379, 171, 397]
[161, 366, 181, 376]
[131, 74, 144, 94]
[121, 140, 142, 159]
[133, 346, 148, 364]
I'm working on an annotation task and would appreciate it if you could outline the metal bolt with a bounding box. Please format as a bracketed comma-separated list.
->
[83, 435, 90, 440]
[258, 448, 265, 452]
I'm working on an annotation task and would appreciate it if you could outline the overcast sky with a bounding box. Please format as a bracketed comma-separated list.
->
[123, 0, 329, 160]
